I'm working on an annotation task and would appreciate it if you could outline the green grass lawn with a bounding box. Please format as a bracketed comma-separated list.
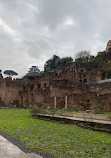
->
[0, 109, 110, 158]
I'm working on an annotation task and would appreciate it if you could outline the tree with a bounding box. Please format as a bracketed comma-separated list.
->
[76, 50, 91, 59]
[44, 55, 73, 72]
[28, 66, 40, 74]
[44, 55, 60, 72]
[4, 70, 18, 77]
[57, 57, 73, 67]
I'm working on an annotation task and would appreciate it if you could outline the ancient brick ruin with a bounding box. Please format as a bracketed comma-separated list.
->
[0, 41, 111, 111]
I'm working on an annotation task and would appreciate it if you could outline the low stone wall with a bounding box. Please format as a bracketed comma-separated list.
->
[32, 114, 111, 133]
[59, 113, 111, 121]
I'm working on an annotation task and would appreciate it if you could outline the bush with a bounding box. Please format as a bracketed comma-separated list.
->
[30, 107, 56, 117]
[90, 59, 99, 69]
[78, 102, 91, 110]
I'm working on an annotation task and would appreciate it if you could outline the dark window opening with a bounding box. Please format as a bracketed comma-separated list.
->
[55, 72, 59, 77]
[83, 79, 87, 84]
[79, 80, 82, 85]
[81, 69, 84, 72]
[70, 67, 74, 71]
[55, 73, 58, 76]
[38, 83, 41, 89]
[87, 99, 90, 102]
[30, 84, 34, 91]
[101, 72, 105, 80]
[44, 83, 47, 87]
[107, 73, 111, 79]
[90, 77, 96, 83]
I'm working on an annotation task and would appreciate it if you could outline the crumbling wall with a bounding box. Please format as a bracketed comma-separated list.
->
[0, 75, 22, 107]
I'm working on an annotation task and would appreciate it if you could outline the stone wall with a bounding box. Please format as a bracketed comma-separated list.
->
[0, 75, 22, 107]
[19, 61, 111, 111]
[0, 44, 111, 111]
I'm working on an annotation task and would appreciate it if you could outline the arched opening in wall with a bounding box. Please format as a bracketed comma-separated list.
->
[37, 83, 41, 89]
[55, 72, 59, 78]
[79, 80, 82, 85]
[80, 69, 84, 73]
[44, 83, 47, 87]
[28, 76, 35, 80]
[101, 72, 105, 80]
[30, 84, 34, 91]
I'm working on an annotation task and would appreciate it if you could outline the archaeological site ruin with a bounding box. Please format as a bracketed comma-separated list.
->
[0, 40, 111, 111]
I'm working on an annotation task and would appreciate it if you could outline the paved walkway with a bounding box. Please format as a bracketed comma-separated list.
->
[0, 135, 42, 158]
[58, 112, 111, 123]
[38, 113, 111, 125]
[56, 115, 111, 124]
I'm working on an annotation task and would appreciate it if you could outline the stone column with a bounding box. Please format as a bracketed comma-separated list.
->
[65, 95, 68, 109]
[54, 96, 57, 109]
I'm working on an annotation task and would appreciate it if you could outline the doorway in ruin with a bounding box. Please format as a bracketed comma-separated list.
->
[37, 83, 41, 89]
[13, 100, 20, 107]
[101, 72, 106, 80]
[107, 72, 111, 79]
[60, 94, 65, 108]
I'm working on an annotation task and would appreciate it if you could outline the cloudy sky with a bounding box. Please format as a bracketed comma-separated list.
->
[0, 0, 111, 77]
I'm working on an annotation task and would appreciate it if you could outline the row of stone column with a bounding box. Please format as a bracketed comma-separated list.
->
[54, 95, 68, 109]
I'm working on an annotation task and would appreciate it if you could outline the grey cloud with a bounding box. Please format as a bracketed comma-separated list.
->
[0, 0, 110, 77]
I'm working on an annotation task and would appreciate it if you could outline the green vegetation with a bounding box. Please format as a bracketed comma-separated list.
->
[30, 107, 86, 116]
[27, 66, 40, 74]
[3, 70, 18, 77]
[78, 102, 91, 110]
[44, 55, 73, 72]
[0, 109, 110, 158]
[90, 51, 111, 70]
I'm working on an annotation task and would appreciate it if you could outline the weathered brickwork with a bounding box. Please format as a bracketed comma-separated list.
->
[0, 41, 111, 111]
[0, 74, 22, 107]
